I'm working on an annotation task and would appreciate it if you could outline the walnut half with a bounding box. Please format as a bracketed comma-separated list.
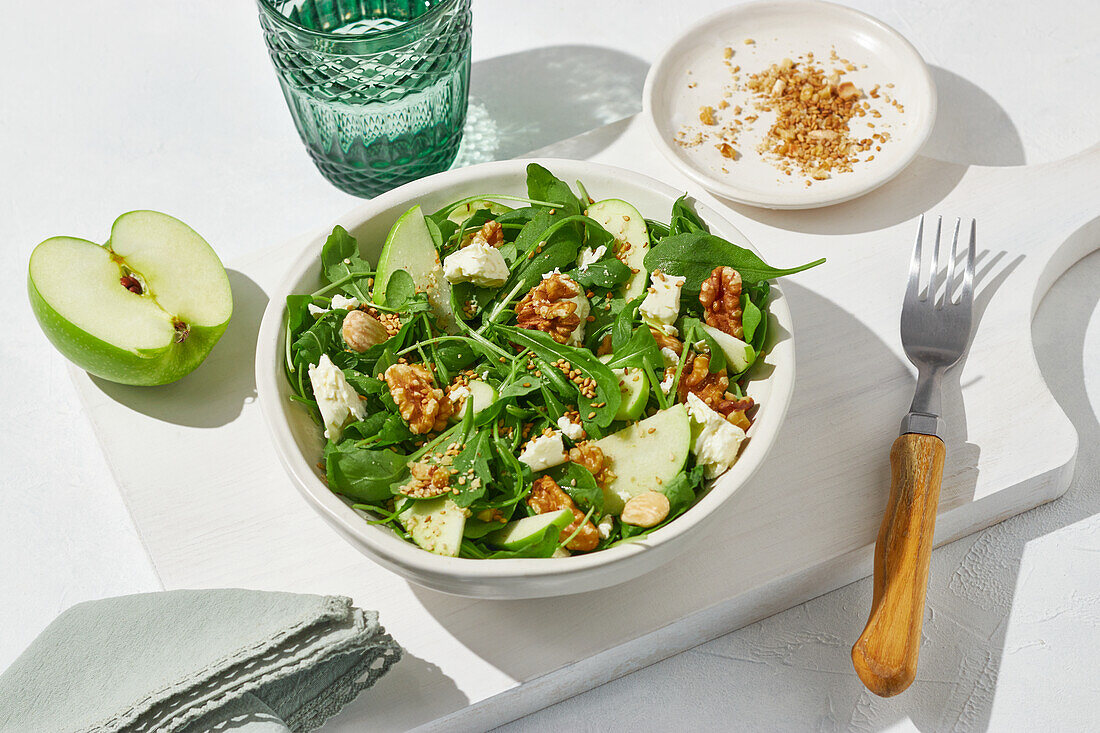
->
[699, 265, 744, 338]
[528, 475, 599, 552]
[678, 353, 755, 428]
[515, 273, 585, 345]
[383, 363, 452, 434]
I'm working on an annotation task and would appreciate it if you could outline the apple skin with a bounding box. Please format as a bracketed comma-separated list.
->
[27, 275, 230, 386]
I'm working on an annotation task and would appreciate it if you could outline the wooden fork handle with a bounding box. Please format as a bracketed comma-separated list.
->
[852, 432, 946, 697]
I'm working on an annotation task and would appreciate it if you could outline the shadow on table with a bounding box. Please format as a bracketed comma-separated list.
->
[453, 45, 648, 166]
[88, 270, 268, 428]
[922, 66, 1026, 167]
[322, 650, 468, 732]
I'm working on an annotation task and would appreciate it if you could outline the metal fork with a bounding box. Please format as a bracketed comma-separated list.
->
[852, 215, 976, 697]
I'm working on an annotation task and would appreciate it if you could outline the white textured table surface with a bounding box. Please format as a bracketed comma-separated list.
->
[1, 1, 1097, 731]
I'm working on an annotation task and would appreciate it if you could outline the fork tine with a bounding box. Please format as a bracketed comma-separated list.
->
[961, 219, 976, 306]
[906, 214, 924, 303]
[927, 216, 943, 302]
[943, 218, 961, 307]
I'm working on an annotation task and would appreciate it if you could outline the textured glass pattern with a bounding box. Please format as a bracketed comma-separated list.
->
[258, 0, 472, 197]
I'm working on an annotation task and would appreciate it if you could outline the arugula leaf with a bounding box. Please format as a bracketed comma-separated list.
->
[605, 324, 663, 374]
[324, 442, 408, 503]
[682, 316, 726, 373]
[644, 233, 825, 288]
[550, 462, 604, 514]
[611, 296, 644, 350]
[669, 195, 709, 236]
[286, 294, 313, 334]
[494, 325, 622, 428]
[450, 431, 492, 507]
[320, 226, 371, 300]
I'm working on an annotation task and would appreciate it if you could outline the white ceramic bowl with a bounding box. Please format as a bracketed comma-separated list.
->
[256, 159, 795, 599]
[643, 0, 937, 209]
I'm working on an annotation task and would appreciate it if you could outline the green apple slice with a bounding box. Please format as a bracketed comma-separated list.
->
[27, 211, 232, 386]
[373, 205, 456, 332]
[595, 404, 691, 514]
[448, 380, 500, 424]
[398, 497, 467, 557]
[700, 324, 754, 373]
[586, 199, 650, 300]
[446, 200, 510, 225]
[486, 509, 573, 550]
[598, 355, 649, 421]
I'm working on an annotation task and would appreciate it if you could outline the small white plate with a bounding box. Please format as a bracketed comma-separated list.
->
[643, 0, 936, 209]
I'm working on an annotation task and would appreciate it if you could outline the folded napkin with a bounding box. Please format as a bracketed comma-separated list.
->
[0, 589, 402, 733]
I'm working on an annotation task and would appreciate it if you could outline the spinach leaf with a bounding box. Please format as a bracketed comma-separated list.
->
[568, 258, 631, 289]
[383, 269, 415, 309]
[526, 163, 582, 215]
[611, 296, 644, 350]
[324, 442, 409, 503]
[494, 325, 622, 428]
[343, 412, 414, 446]
[320, 226, 371, 300]
[644, 233, 825, 288]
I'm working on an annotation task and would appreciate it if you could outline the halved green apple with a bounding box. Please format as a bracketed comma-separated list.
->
[27, 211, 232, 386]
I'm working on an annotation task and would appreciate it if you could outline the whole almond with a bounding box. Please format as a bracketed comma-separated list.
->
[621, 491, 671, 527]
[342, 309, 387, 352]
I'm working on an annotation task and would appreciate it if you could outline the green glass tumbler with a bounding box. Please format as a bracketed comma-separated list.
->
[257, 0, 472, 197]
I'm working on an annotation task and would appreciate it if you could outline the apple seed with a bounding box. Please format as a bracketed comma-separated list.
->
[173, 319, 190, 343]
[120, 275, 143, 295]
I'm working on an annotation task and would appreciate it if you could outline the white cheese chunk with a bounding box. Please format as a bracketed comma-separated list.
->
[330, 294, 360, 310]
[661, 347, 680, 368]
[560, 275, 590, 347]
[556, 415, 585, 441]
[518, 431, 568, 471]
[660, 370, 675, 395]
[685, 392, 747, 478]
[577, 245, 607, 272]
[442, 241, 509, 287]
[307, 303, 328, 316]
[597, 514, 614, 539]
[307, 353, 366, 441]
[639, 271, 685, 326]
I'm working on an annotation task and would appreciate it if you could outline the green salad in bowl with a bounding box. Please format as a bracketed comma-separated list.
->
[283, 164, 822, 560]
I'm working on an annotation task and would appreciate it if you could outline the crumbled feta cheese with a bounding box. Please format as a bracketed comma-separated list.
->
[597, 514, 614, 539]
[561, 276, 590, 347]
[685, 392, 747, 478]
[556, 415, 585, 441]
[577, 245, 607, 272]
[330, 294, 360, 310]
[541, 267, 563, 280]
[442, 241, 509, 287]
[661, 347, 680, 368]
[518, 431, 567, 471]
[639, 271, 685, 326]
[448, 384, 471, 411]
[307, 303, 327, 316]
[660, 371, 675, 394]
[307, 353, 365, 441]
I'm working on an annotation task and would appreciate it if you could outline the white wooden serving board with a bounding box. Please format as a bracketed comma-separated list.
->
[71, 115, 1094, 732]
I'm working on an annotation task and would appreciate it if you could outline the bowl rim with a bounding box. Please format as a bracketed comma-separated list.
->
[641, 0, 938, 209]
[255, 157, 796, 583]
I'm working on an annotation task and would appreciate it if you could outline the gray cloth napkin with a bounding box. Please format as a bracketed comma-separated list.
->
[0, 589, 402, 733]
